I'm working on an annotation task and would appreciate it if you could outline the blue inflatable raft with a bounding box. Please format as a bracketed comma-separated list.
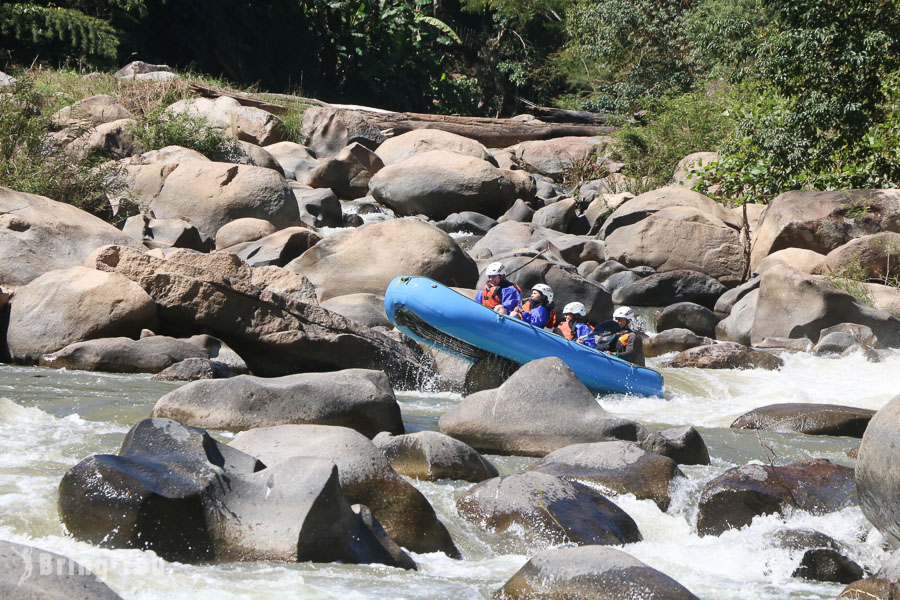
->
[384, 276, 664, 397]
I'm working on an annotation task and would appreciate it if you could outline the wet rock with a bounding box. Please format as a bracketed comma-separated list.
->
[656, 302, 721, 338]
[373, 430, 499, 482]
[229, 424, 460, 557]
[612, 270, 727, 309]
[730, 403, 875, 437]
[457, 471, 641, 547]
[152, 369, 403, 437]
[440, 357, 704, 462]
[856, 394, 900, 548]
[7, 266, 157, 363]
[842, 550, 900, 599]
[662, 342, 784, 370]
[59, 418, 406, 567]
[794, 548, 864, 584]
[528, 441, 684, 510]
[697, 459, 857, 536]
[0, 539, 123, 600]
[39, 335, 208, 373]
[286, 217, 477, 301]
[644, 329, 714, 358]
[495, 545, 699, 600]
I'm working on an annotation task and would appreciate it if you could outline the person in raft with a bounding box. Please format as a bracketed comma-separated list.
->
[475, 261, 522, 315]
[603, 306, 645, 366]
[511, 283, 557, 329]
[553, 302, 596, 348]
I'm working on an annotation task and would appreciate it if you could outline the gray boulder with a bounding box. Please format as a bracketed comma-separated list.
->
[232, 140, 284, 174]
[0, 540, 123, 600]
[233, 226, 322, 268]
[528, 441, 684, 510]
[59, 418, 406, 567]
[457, 471, 641, 547]
[506, 136, 611, 181]
[307, 142, 384, 199]
[497, 198, 535, 223]
[731, 403, 875, 437]
[65, 118, 141, 159]
[697, 459, 857, 536]
[122, 214, 212, 252]
[471, 220, 605, 267]
[229, 424, 460, 557]
[39, 335, 207, 373]
[856, 394, 900, 548]
[214, 217, 278, 249]
[612, 270, 727, 309]
[154, 357, 230, 381]
[286, 218, 477, 301]
[262, 141, 319, 182]
[166, 96, 284, 146]
[375, 129, 495, 166]
[655, 302, 720, 338]
[815, 232, 900, 281]
[496, 546, 699, 600]
[714, 275, 760, 315]
[440, 357, 707, 462]
[369, 150, 518, 220]
[373, 430, 499, 482]
[300, 106, 386, 158]
[320, 293, 391, 329]
[436, 211, 498, 235]
[532, 197, 576, 232]
[644, 329, 714, 358]
[293, 186, 343, 228]
[152, 369, 403, 437]
[0, 187, 143, 287]
[715, 289, 758, 345]
[7, 267, 157, 363]
[52, 94, 135, 128]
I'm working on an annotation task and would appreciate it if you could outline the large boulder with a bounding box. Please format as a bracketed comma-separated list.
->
[661, 342, 784, 370]
[532, 197, 576, 232]
[506, 136, 611, 181]
[605, 205, 744, 284]
[0, 540, 124, 600]
[856, 394, 900, 548]
[814, 232, 900, 281]
[285, 218, 477, 301]
[320, 293, 392, 329]
[471, 220, 605, 267]
[293, 186, 343, 228]
[671, 151, 718, 189]
[528, 441, 684, 510]
[232, 226, 322, 268]
[152, 370, 403, 437]
[749, 189, 900, 271]
[59, 418, 406, 566]
[214, 217, 278, 249]
[373, 430, 499, 482]
[6, 266, 157, 363]
[262, 141, 319, 182]
[66, 118, 141, 160]
[655, 302, 720, 338]
[229, 424, 460, 557]
[612, 270, 727, 309]
[644, 328, 714, 358]
[496, 546, 699, 600]
[369, 151, 518, 220]
[697, 459, 857, 536]
[440, 357, 708, 463]
[598, 186, 741, 240]
[166, 96, 285, 146]
[731, 403, 875, 437]
[126, 162, 299, 238]
[307, 142, 383, 199]
[714, 289, 758, 345]
[375, 129, 495, 166]
[0, 187, 144, 287]
[756, 248, 827, 275]
[86, 245, 430, 381]
[714, 275, 760, 315]
[750, 264, 900, 347]
[300, 106, 387, 158]
[457, 471, 641, 547]
[39, 335, 208, 373]
[122, 214, 212, 252]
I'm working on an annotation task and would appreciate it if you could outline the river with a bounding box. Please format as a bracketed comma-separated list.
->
[0, 347, 898, 599]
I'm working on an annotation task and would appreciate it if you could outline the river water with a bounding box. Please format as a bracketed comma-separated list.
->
[0, 347, 898, 599]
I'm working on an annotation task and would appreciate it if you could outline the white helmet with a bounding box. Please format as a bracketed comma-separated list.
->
[613, 306, 634, 321]
[531, 283, 554, 303]
[563, 301, 586, 317]
[485, 261, 506, 276]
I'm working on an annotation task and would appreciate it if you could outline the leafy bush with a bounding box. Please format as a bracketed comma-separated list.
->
[130, 109, 241, 162]
[0, 79, 127, 220]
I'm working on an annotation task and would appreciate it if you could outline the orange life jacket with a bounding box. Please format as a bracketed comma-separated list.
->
[522, 299, 557, 328]
[555, 320, 593, 341]
[480, 281, 521, 309]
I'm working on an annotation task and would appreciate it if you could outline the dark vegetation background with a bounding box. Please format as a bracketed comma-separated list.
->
[1, 0, 899, 204]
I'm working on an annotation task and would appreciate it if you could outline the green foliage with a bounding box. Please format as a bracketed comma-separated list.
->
[610, 89, 738, 193]
[823, 254, 876, 307]
[566, 0, 694, 113]
[129, 109, 240, 162]
[0, 78, 127, 218]
[0, 1, 143, 68]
